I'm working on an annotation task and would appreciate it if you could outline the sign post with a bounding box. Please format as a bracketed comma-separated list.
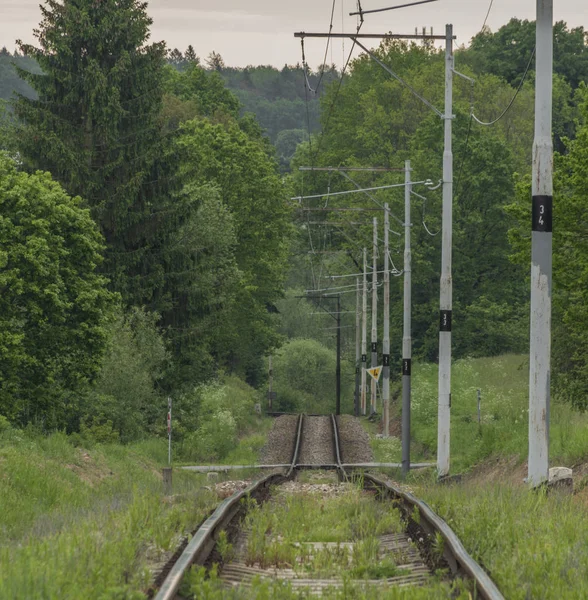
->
[167, 397, 172, 466]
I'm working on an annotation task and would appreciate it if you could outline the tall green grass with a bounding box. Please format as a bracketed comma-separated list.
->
[0, 428, 216, 599]
[419, 481, 588, 600]
[385, 354, 588, 471]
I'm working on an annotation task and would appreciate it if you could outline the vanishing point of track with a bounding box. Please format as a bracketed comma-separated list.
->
[154, 415, 504, 600]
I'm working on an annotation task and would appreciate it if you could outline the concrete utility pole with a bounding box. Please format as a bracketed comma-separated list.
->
[361, 248, 368, 415]
[355, 278, 361, 417]
[528, 0, 553, 487]
[295, 28, 455, 457]
[383, 205, 391, 437]
[437, 24, 454, 478]
[371, 218, 378, 415]
[402, 160, 413, 476]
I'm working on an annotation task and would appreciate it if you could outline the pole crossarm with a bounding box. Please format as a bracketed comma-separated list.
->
[294, 32, 454, 41]
[296, 294, 340, 320]
[291, 181, 424, 202]
[296, 207, 385, 212]
[299, 166, 406, 172]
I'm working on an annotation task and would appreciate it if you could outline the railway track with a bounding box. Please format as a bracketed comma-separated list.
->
[154, 414, 504, 599]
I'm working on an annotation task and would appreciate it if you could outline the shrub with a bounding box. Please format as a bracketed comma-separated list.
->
[0, 153, 115, 427]
[80, 307, 169, 442]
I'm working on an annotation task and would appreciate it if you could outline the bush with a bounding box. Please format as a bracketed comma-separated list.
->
[176, 375, 261, 462]
[80, 307, 169, 442]
[271, 338, 354, 414]
[0, 153, 114, 427]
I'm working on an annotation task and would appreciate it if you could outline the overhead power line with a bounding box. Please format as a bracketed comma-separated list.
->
[471, 46, 536, 126]
[350, 0, 439, 17]
[481, 0, 495, 32]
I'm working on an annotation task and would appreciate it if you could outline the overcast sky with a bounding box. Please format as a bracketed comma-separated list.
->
[2, 1, 587, 68]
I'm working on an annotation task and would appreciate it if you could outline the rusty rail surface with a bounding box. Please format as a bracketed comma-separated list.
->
[361, 473, 504, 600]
[154, 414, 504, 600]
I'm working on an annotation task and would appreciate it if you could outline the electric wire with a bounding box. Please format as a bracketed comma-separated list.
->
[455, 114, 473, 198]
[471, 46, 536, 127]
[350, 38, 443, 117]
[411, 189, 440, 237]
[481, 0, 495, 32]
[350, 0, 438, 16]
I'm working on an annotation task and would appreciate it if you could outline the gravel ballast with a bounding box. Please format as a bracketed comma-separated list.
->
[259, 415, 298, 464]
[336, 415, 374, 464]
[298, 416, 335, 465]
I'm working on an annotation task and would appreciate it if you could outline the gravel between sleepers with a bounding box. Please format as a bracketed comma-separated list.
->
[298, 416, 335, 465]
[259, 415, 298, 465]
[336, 415, 374, 464]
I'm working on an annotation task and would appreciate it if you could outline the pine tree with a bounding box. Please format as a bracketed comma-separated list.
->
[184, 45, 198, 64]
[14, 0, 181, 308]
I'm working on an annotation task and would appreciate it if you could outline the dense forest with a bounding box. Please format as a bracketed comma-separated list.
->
[0, 0, 587, 444]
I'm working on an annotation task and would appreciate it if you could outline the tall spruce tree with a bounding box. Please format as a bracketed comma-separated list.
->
[14, 0, 180, 309]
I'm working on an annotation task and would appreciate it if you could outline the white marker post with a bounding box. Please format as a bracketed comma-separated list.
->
[167, 397, 172, 466]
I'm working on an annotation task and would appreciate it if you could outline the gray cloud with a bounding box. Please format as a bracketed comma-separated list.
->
[2, 1, 586, 68]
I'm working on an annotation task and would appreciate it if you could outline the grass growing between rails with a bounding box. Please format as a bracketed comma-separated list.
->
[182, 479, 473, 598]
[416, 479, 588, 600]
[185, 566, 472, 599]
[365, 354, 588, 473]
[0, 427, 217, 599]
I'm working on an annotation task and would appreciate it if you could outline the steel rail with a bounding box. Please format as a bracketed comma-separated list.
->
[287, 413, 304, 477]
[330, 414, 347, 481]
[153, 472, 283, 600]
[155, 414, 503, 600]
[154, 415, 304, 600]
[362, 473, 504, 600]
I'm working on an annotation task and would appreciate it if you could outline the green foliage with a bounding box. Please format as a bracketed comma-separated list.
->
[507, 87, 588, 408]
[177, 375, 262, 463]
[80, 307, 169, 442]
[175, 117, 291, 383]
[0, 428, 217, 597]
[0, 99, 17, 153]
[464, 20, 583, 151]
[160, 184, 241, 385]
[219, 64, 339, 144]
[0, 48, 40, 101]
[13, 0, 181, 311]
[409, 112, 528, 360]
[289, 41, 531, 363]
[164, 62, 240, 119]
[394, 355, 588, 471]
[0, 154, 114, 427]
[270, 338, 354, 414]
[75, 416, 120, 445]
[421, 483, 588, 600]
[468, 19, 588, 91]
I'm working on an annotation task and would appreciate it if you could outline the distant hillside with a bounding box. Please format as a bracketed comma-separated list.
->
[1, 44, 332, 171]
[0, 48, 40, 101]
[167, 48, 339, 171]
